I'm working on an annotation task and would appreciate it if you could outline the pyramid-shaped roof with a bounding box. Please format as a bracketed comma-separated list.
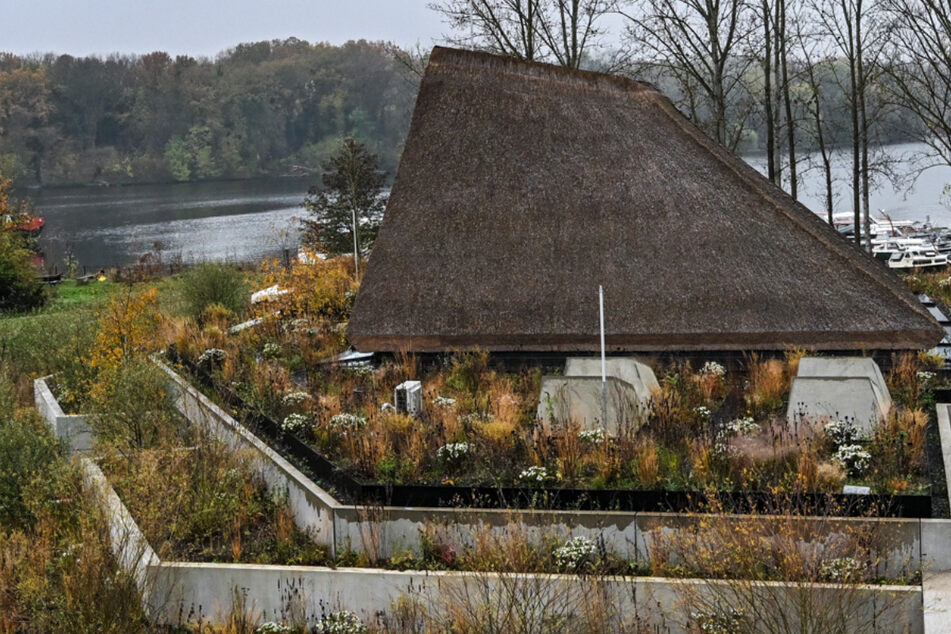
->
[348, 47, 942, 352]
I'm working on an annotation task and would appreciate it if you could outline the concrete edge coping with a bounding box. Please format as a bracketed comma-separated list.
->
[35, 375, 67, 419]
[154, 358, 945, 531]
[153, 357, 340, 511]
[144, 560, 920, 594]
[936, 403, 951, 510]
[80, 455, 161, 573]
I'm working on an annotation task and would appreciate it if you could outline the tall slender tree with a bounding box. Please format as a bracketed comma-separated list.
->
[301, 138, 388, 276]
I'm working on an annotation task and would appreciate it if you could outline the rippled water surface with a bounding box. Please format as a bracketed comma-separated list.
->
[28, 177, 311, 270]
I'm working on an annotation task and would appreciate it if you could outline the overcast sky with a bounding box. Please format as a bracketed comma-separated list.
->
[5, 1, 447, 58]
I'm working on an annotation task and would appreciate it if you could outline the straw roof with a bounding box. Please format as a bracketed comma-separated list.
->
[348, 47, 942, 352]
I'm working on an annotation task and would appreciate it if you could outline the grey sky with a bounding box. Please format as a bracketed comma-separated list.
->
[5, 1, 447, 58]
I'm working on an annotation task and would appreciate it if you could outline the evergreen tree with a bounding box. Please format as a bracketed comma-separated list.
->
[301, 138, 388, 275]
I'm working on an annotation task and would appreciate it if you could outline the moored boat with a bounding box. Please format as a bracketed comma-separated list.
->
[2, 212, 44, 239]
[886, 247, 949, 271]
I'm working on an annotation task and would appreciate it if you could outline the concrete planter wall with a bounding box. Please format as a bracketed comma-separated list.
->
[155, 360, 944, 579]
[30, 371, 938, 630]
[34, 375, 94, 453]
[148, 562, 922, 632]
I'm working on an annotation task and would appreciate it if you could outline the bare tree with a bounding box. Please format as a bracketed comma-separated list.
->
[429, 0, 546, 60]
[811, 0, 887, 248]
[429, 0, 623, 68]
[536, 1, 623, 68]
[881, 0, 951, 170]
[751, 0, 799, 193]
[794, 16, 839, 223]
[621, 0, 758, 151]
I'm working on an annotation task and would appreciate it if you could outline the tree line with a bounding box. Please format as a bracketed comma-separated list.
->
[429, 0, 951, 246]
[0, 39, 417, 187]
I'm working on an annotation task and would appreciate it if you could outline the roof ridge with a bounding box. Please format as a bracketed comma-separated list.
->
[429, 45, 658, 97]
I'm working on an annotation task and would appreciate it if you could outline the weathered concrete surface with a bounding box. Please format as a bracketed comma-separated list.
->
[787, 376, 890, 436]
[537, 376, 646, 434]
[148, 562, 921, 632]
[924, 572, 951, 633]
[564, 357, 660, 400]
[797, 357, 892, 413]
[34, 376, 94, 453]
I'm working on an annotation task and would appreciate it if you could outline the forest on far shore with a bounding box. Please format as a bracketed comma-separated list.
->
[0, 31, 933, 191]
[0, 39, 417, 187]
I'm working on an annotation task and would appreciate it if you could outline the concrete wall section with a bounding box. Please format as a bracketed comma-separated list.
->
[34, 376, 94, 453]
[80, 457, 159, 591]
[148, 562, 922, 632]
[797, 357, 892, 412]
[156, 360, 338, 554]
[332, 506, 642, 563]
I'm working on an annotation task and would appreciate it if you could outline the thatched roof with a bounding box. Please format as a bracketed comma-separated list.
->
[348, 46, 942, 352]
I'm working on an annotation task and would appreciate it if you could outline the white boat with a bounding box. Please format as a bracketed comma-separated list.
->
[871, 237, 927, 261]
[886, 247, 948, 271]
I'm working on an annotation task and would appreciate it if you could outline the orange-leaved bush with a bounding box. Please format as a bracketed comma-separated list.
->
[87, 287, 162, 372]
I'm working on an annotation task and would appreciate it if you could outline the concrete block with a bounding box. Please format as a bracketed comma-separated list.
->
[796, 357, 892, 413]
[537, 375, 646, 434]
[787, 376, 889, 436]
[564, 357, 660, 400]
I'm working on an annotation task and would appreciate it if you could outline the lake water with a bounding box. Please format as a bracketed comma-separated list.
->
[22, 141, 951, 271]
[28, 177, 312, 271]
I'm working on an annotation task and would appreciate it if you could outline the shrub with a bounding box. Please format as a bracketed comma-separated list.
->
[0, 230, 45, 314]
[86, 359, 183, 455]
[180, 262, 248, 322]
[87, 286, 162, 373]
[745, 355, 787, 413]
[0, 393, 63, 529]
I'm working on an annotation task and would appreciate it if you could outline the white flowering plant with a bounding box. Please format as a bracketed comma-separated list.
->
[197, 347, 227, 367]
[691, 608, 745, 634]
[262, 342, 281, 359]
[823, 419, 857, 447]
[694, 406, 712, 420]
[578, 428, 606, 444]
[833, 444, 871, 475]
[819, 557, 863, 582]
[329, 413, 367, 435]
[315, 610, 367, 634]
[724, 416, 759, 437]
[281, 391, 311, 407]
[518, 466, 552, 484]
[257, 623, 294, 634]
[552, 536, 597, 570]
[281, 413, 309, 434]
[436, 442, 470, 463]
[433, 395, 457, 408]
[700, 361, 726, 377]
[918, 370, 936, 384]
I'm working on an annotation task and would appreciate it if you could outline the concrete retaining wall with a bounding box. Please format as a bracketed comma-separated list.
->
[157, 360, 338, 554]
[147, 562, 922, 632]
[31, 368, 929, 631]
[34, 376, 94, 453]
[154, 360, 934, 581]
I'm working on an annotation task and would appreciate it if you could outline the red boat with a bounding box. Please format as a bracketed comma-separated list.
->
[2, 213, 44, 239]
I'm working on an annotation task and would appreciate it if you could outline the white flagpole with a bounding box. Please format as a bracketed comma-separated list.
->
[600, 285, 607, 425]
